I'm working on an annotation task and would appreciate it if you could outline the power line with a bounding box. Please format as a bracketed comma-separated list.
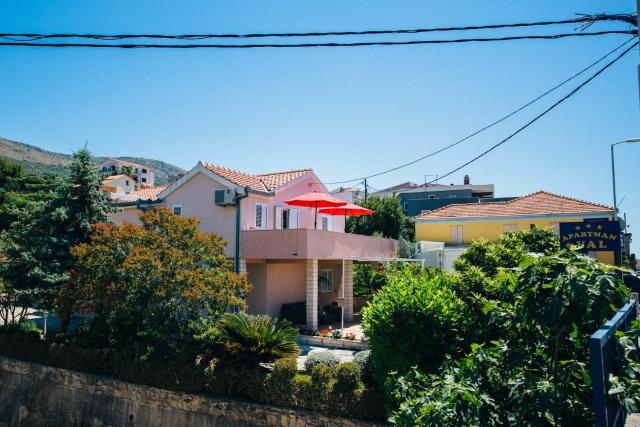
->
[2, 15, 634, 41]
[322, 36, 638, 185]
[0, 30, 633, 49]
[427, 40, 638, 185]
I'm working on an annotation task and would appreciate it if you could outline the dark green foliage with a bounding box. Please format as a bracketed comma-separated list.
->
[609, 320, 640, 413]
[0, 324, 385, 422]
[346, 196, 412, 240]
[216, 313, 300, 366]
[67, 208, 250, 362]
[363, 268, 467, 382]
[267, 357, 298, 405]
[352, 263, 387, 296]
[453, 227, 560, 276]
[0, 148, 111, 317]
[353, 350, 374, 385]
[334, 362, 363, 395]
[387, 249, 630, 426]
[304, 351, 340, 372]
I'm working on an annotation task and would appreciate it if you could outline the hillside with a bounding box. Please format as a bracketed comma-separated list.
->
[0, 137, 185, 185]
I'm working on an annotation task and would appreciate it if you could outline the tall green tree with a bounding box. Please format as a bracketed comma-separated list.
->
[0, 148, 111, 327]
[347, 196, 414, 241]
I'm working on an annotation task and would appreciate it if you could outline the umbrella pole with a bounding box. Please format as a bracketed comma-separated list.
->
[314, 202, 318, 229]
[344, 211, 347, 233]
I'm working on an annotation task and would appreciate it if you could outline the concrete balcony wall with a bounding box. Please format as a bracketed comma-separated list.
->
[241, 229, 397, 260]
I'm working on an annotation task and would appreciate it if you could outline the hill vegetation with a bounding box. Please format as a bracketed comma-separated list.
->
[0, 137, 184, 185]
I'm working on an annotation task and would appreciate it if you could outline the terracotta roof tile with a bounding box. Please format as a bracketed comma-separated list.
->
[414, 191, 613, 220]
[201, 162, 311, 192]
[103, 174, 131, 181]
[130, 185, 167, 201]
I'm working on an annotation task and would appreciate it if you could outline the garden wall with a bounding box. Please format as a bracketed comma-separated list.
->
[0, 356, 382, 427]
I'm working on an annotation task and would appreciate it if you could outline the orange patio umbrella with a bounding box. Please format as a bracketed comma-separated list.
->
[284, 192, 347, 229]
[318, 203, 374, 230]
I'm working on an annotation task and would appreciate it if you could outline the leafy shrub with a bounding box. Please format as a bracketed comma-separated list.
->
[217, 313, 300, 366]
[266, 357, 298, 405]
[334, 362, 363, 394]
[310, 364, 335, 410]
[388, 250, 630, 426]
[304, 351, 340, 372]
[353, 350, 374, 384]
[609, 319, 640, 414]
[68, 208, 251, 353]
[363, 269, 468, 382]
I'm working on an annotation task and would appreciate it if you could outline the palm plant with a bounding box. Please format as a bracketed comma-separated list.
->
[217, 313, 300, 366]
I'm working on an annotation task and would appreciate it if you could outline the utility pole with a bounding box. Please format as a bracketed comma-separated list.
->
[364, 178, 368, 202]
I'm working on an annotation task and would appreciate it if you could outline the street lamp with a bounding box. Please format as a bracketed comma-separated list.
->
[611, 137, 640, 220]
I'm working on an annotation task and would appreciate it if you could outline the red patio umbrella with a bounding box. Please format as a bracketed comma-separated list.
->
[318, 203, 374, 230]
[284, 192, 347, 229]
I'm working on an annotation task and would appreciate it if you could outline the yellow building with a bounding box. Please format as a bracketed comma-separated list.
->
[414, 191, 616, 264]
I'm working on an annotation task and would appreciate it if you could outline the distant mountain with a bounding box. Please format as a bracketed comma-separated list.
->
[0, 137, 185, 185]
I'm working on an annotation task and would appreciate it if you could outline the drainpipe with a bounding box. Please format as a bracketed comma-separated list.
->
[234, 186, 250, 274]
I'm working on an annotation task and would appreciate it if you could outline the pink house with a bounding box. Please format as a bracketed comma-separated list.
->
[110, 161, 397, 330]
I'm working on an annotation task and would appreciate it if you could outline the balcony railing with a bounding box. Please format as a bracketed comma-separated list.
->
[241, 228, 397, 260]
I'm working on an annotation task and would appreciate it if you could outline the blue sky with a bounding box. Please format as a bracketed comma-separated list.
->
[1, 1, 639, 253]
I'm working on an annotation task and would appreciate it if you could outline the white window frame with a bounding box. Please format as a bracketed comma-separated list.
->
[289, 209, 299, 229]
[502, 224, 517, 233]
[451, 225, 464, 244]
[428, 195, 436, 199]
[320, 269, 333, 293]
[276, 206, 297, 230]
[321, 215, 333, 231]
[172, 204, 183, 216]
[255, 202, 268, 229]
[403, 202, 409, 212]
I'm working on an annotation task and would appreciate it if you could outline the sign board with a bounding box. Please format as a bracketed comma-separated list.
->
[337, 297, 346, 308]
[559, 221, 620, 252]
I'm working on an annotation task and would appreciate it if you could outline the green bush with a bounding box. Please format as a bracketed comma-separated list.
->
[334, 362, 363, 394]
[609, 319, 640, 414]
[266, 357, 298, 405]
[388, 250, 630, 426]
[217, 313, 300, 367]
[304, 351, 340, 372]
[363, 269, 468, 381]
[353, 350, 374, 385]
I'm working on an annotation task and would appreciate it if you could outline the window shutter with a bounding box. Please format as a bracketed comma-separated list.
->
[327, 216, 333, 231]
[255, 204, 263, 228]
[290, 210, 299, 229]
[275, 207, 283, 230]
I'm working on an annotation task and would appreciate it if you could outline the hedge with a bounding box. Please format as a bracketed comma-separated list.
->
[0, 329, 385, 422]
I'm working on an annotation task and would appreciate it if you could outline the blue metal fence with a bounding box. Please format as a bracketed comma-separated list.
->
[590, 298, 638, 427]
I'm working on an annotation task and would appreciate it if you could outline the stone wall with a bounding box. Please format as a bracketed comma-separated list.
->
[0, 356, 383, 427]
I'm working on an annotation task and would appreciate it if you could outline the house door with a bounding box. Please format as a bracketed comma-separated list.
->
[451, 225, 464, 244]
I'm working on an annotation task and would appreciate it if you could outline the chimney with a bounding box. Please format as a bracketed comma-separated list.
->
[464, 175, 470, 185]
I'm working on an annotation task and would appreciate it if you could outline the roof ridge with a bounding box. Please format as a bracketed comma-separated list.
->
[201, 162, 257, 177]
[256, 168, 312, 177]
[414, 189, 613, 220]
[520, 190, 613, 210]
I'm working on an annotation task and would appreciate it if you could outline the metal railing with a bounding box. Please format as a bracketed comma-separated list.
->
[590, 298, 638, 427]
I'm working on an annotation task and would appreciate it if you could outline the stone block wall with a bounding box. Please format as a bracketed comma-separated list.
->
[0, 356, 383, 427]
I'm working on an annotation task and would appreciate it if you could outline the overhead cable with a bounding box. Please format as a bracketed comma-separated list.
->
[0, 30, 633, 49]
[426, 40, 639, 185]
[3, 15, 636, 41]
[322, 36, 638, 185]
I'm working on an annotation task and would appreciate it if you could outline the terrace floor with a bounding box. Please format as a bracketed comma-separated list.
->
[322, 313, 365, 340]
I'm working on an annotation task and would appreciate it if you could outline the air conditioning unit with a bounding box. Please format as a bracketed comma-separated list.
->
[215, 188, 237, 206]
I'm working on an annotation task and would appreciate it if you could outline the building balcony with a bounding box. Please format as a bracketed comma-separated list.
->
[241, 229, 397, 261]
